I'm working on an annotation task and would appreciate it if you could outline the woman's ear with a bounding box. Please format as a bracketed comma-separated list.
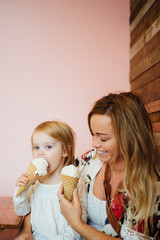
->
[63, 151, 68, 157]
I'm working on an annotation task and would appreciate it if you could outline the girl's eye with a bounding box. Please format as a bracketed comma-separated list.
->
[34, 146, 39, 150]
[46, 145, 52, 149]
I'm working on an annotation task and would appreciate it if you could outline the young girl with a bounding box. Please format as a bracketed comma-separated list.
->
[14, 120, 87, 240]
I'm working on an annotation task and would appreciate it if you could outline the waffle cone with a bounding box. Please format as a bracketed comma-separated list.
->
[16, 162, 39, 197]
[61, 174, 79, 202]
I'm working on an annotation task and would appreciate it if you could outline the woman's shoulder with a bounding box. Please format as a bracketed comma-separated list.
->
[76, 149, 97, 165]
[76, 149, 103, 184]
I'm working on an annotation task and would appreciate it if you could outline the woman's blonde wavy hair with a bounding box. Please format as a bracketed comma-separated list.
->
[88, 92, 160, 236]
[31, 121, 76, 166]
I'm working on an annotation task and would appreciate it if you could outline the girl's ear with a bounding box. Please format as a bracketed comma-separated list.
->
[63, 145, 71, 157]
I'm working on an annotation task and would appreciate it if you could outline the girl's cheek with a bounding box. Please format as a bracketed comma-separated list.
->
[47, 164, 50, 171]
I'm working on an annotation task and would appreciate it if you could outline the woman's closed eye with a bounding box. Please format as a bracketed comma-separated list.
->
[101, 139, 108, 142]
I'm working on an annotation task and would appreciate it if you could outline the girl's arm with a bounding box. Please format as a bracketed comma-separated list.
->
[57, 185, 120, 240]
[13, 173, 31, 216]
[14, 213, 33, 240]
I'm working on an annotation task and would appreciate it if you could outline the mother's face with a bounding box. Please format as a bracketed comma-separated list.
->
[90, 114, 117, 164]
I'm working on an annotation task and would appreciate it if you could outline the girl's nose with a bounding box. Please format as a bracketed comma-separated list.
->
[37, 149, 45, 157]
[92, 136, 100, 148]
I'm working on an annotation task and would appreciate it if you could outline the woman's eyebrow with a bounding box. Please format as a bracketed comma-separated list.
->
[96, 132, 108, 136]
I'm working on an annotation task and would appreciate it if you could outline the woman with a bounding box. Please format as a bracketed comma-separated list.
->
[58, 92, 160, 239]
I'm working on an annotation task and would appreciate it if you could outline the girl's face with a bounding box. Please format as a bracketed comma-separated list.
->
[32, 132, 68, 174]
[90, 114, 117, 164]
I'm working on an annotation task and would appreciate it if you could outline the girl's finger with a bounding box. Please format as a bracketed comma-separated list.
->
[16, 174, 29, 186]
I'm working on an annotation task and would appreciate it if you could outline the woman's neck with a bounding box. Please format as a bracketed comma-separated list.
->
[109, 157, 125, 174]
[109, 159, 125, 198]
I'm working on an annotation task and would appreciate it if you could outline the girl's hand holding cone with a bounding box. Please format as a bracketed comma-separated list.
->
[16, 173, 29, 187]
[16, 158, 48, 197]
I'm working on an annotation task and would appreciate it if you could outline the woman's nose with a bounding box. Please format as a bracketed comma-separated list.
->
[92, 136, 100, 148]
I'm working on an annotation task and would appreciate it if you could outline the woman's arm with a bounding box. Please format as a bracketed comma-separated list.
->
[57, 185, 119, 240]
[14, 213, 33, 240]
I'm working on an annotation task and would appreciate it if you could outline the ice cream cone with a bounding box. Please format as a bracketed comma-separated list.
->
[61, 174, 79, 202]
[16, 158, 48, 197]
[16, 162, 39, 197]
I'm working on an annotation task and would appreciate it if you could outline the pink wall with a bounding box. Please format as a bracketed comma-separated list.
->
[0, 0, 130, 196]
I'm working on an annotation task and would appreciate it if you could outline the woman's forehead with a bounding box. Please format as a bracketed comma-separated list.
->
[90, 114, 114, 134]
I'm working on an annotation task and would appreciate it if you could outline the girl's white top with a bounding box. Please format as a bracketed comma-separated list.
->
[32, 158, 48, 176]
[14, 178, 87, 240]
[61, 165, 79, 178]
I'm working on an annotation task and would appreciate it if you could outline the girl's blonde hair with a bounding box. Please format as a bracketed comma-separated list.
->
[31, 121, 76, 166]
[88, 92, 160, 236]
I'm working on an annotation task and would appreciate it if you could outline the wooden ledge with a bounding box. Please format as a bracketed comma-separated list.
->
[0, 196, 23, 230]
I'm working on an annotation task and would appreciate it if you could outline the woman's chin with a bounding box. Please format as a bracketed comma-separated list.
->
[98, 154, 112, 163]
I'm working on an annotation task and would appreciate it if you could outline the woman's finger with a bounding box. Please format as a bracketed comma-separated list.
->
[57, 184, 64, 200]
[57, 184, 70, 204]
[57, 184, 73, 211]
[72, 188, 80, 207]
